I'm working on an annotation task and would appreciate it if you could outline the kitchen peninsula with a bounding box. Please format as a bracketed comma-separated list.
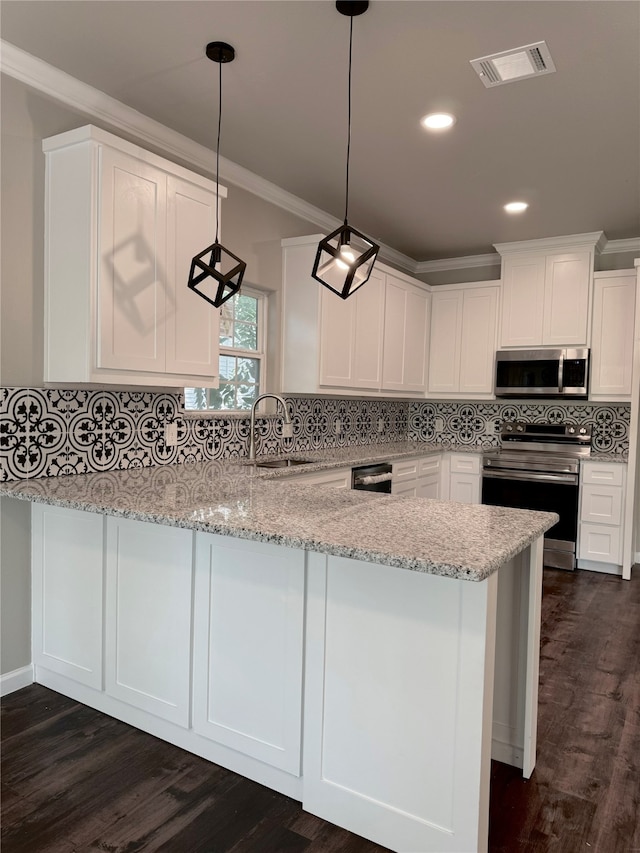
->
[1, 459, 557, 853]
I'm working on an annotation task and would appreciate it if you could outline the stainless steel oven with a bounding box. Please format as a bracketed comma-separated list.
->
[482, 422, 591, 570]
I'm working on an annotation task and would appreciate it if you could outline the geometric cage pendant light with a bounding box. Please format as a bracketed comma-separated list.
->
[188, 41, 246, 308]
[312, 1, 380, 299]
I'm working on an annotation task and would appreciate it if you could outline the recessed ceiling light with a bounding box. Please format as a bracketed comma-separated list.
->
[421, 113, 456, 131]
[504, 201, 528, 213]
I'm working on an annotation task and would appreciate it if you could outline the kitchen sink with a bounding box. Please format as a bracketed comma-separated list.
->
[255, 458, 315, 468]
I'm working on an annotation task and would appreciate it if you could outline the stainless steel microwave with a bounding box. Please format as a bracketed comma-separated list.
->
[495, 348, 589, 398]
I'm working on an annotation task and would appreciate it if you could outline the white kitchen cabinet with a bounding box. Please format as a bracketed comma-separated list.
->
[282, 235, 430, 397]
[578, 460, 626, 573]
[392, 454, 441, 498]
[193, 534, 305, 775]
[440, 453, 482, 504]
[43, 125, 222, 388]
[381, 274, 430, 393]
[428, 283, 499, 397]
[31, 504, 104, 690]
[319, 268, 385, 390]
[590, 270, 637, 399]
[496, 233, 604, 348]
[105, 517, 194, 727]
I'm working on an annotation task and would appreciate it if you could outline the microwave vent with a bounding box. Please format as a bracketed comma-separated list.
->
[470, 41, 556, 88]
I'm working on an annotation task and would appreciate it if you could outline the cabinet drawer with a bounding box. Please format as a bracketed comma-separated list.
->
[582, 463, 624, 487]
[393, 458, 420, 483]
[580, 485, 623, 526]
[449, 453, 481, 475]
[578, 522, 622, 564]
[419, 455, 441, 477]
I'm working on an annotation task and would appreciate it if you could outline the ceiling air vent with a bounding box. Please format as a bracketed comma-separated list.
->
[470, 41, 556, 88]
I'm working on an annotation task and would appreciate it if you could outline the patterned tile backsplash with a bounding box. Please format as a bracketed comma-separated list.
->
[0, 387, 630, 482]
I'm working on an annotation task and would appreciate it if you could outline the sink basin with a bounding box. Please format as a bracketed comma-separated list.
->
[255, 458, 315, 469]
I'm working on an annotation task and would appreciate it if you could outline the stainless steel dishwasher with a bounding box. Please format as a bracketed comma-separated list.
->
[351, 462, 393, 494]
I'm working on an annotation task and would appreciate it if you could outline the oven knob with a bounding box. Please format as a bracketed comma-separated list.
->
[516, 424, 524, 432]
[579, 427, 587, 435]
[506, 424, 513, 431]
[568, 426, 575, 434]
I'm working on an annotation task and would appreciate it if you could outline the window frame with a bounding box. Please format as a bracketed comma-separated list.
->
[184, 286, 268, 414]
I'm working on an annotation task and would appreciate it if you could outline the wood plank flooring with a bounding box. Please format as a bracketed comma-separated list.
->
[2, 567, 639, 853]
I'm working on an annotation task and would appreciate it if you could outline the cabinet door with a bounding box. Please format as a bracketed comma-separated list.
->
[417, 476, 439, 499]
[193, 534, 305, 774]
[428, 290, 463, 393]
[352, 268, 385, 389]
[382, 275, 429, 393]
[319, 286, 356, 387]
[32, 505, 104, 690]
[590, 274, 636, 398]
[319, 270, 385, 390]
[165, 176, 220, 379]
[459, 287, 498, 395]
[542, 251, 591, 346]
[450, 473, 481, 504]
[500, 255, 545, 347]
[98, 146, 167, 373]
[105, 517, 193, 727]
[392, 480, 419, 497]
[402, 285, 430, 393]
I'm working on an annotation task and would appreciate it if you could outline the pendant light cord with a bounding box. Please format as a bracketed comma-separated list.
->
[215, 56, 223, 245]
[344, 14, 353, 226]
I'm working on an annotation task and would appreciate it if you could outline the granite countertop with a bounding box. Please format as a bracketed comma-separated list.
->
[0, 450, 558, 582]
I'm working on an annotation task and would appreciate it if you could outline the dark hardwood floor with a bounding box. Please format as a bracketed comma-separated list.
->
[2, 568, 639, 853]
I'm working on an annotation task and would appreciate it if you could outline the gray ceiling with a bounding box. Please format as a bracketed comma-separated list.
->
[2, 1, 639, 262]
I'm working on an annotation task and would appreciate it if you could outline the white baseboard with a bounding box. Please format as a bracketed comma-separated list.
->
[1, 664, 34, 697]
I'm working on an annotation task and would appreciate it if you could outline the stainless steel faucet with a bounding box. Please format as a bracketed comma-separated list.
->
[248, 393, 292, 462]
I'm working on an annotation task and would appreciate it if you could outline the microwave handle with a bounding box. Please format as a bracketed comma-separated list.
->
[558, 351, 564, 393]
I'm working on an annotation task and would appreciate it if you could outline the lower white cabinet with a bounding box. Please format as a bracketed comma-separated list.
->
[105, 517, 193, 727]
[578, 461, 626, 572]
[442, 453, 482, 504]
[392, 455, 440, 498]
[193, 534, 305, 774]
[32, 504, 104, 690]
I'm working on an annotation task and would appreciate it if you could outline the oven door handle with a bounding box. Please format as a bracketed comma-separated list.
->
[482, 469, 578, 485]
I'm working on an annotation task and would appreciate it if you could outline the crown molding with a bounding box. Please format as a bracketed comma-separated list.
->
[600, 237, 640, 255]
[414, 253, 500, 274]
[0, 40, 416, 273]
[494, 231, 606, 256]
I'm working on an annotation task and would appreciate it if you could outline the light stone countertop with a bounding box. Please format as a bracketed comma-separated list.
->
[0, 449, 558, 582]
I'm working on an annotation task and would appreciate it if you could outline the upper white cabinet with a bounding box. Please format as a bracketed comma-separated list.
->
[43, 125, 222, 388]
[428, 283, 499, 397]
[590, 270, 637, 400]
[496, 233, 605, 348]
[381, 274, 430, 393]
[319, 268, 385, 390]
[282, 235, 430, 396]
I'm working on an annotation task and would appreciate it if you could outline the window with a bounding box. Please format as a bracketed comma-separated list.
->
[185, 288, 266, 412]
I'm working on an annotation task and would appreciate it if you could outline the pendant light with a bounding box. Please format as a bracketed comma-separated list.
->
[188, 41, 246, 308]
[312, 1, 379, 300]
